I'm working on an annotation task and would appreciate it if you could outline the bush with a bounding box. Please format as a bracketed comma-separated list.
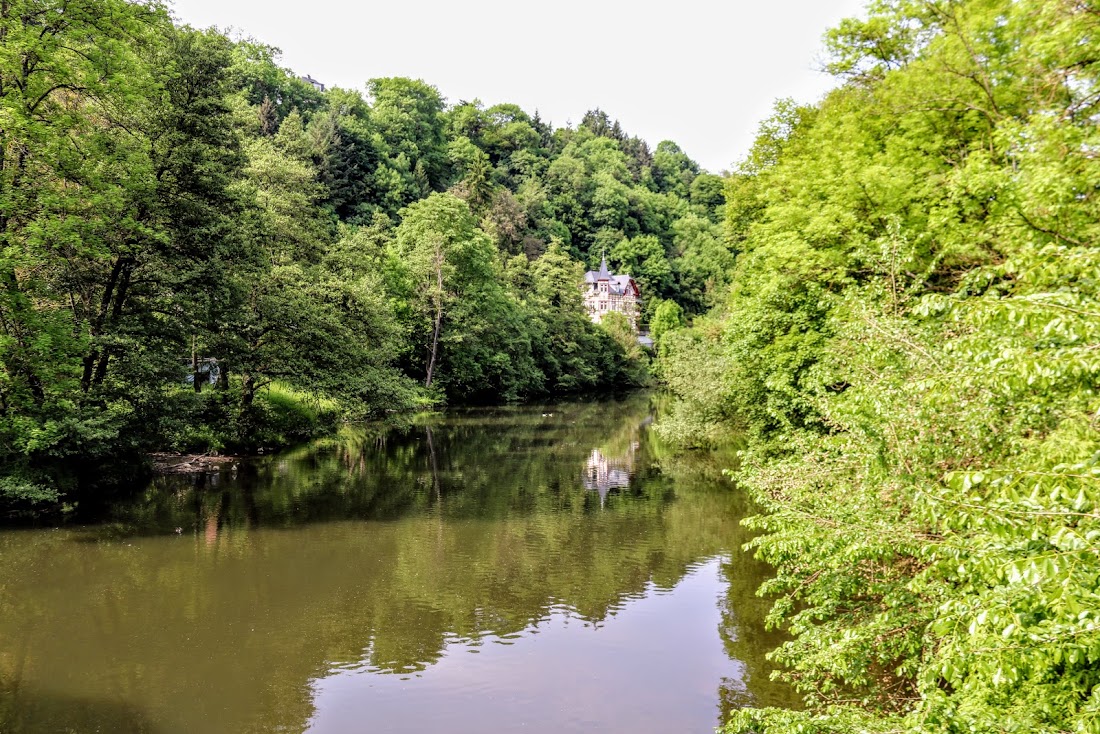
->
[0, 471, 61, 510]
[247, 381, 343, 449]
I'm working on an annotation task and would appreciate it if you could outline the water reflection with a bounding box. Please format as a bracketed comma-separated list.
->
[306, 557, 742, 734]
[0, 394, 795, 734]
[583, 446, 636, 506]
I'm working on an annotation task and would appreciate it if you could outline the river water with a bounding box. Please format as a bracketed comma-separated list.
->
[0, 394, 796, 733]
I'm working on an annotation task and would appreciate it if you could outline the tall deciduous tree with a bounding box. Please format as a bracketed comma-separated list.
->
[393, 193, 540, 400]
[1, 0, 166, 497]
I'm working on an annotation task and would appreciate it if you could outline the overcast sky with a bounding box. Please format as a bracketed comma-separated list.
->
[169, 0, 867, 173]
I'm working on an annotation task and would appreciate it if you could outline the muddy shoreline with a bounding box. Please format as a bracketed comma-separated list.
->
[148, 453, 243, 475]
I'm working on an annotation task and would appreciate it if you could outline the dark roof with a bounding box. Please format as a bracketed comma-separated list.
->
[611, 274, 634, 295]
[584, 257, 638, 293]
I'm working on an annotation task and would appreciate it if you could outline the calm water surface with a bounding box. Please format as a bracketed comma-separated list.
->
[0, 395, 795, 733]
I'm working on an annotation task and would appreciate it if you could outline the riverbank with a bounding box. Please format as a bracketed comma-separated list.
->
[148, 453, 244, 475]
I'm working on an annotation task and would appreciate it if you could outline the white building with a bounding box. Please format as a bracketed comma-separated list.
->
[582, 257, 640, 330]
[299, 75, 326, 93]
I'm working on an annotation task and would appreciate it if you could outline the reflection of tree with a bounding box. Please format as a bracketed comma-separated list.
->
[718, 556, 803, 716]
[0, 685, 155, 734]
[0, 393, 796, 734]
[654, 449, 803, 722]
[425, 425, 441, 503]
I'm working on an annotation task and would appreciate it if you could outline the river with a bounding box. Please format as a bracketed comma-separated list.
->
[0, 394, 796, 733]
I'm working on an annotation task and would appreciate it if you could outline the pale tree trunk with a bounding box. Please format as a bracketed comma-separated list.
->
[424, 243, 445, 389]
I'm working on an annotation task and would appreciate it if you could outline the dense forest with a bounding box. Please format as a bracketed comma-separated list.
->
[653, 0, 1100, 732]
[0, 0, 725, 509]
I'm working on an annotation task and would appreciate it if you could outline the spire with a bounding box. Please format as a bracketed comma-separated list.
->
[597, 254, 611, 281]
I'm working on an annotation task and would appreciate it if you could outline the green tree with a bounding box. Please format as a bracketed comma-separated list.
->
[651, 140, 699, 196]
[521, 244, 610, 391]
[0, 10, 248, 503]
[670, 213, 734, 312]
[228, 39, 324, 123]
[369, 78, 448, 202]
[597, 311, 647, 386]
[306, 89, 383, 222]
[611, 234, 674, 311]
[393, 193, 539, 400]
[649, 300, 685, 345]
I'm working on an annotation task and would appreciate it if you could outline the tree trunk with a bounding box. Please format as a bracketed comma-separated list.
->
[424, 248, 445, 389]
[90, 256, 136, 388]
[192, 336, 202, 393]
[217, 360, 229, 390]
[425, 303, 443, 389]
[81, 256, 125, 391]
[241, 373, 256, 410]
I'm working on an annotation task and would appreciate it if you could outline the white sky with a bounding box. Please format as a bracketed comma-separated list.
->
[169, 0, 867, 174]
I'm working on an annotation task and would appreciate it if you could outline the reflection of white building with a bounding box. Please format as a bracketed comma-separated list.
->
[583, 444, 638, 505]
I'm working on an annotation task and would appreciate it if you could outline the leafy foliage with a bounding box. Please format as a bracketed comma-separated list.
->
[656, 0, 1100, 731]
